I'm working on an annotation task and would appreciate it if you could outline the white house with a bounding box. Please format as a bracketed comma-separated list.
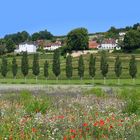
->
[99, 39, 118, 50]
[119, 32, 126, 41]
[15, 43, 37, 53]
[44, 41, 62, 51]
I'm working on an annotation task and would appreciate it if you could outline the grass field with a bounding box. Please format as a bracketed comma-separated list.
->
[0, 52, 140, 82]
[1, 87, 140, 140]
[0, 78, 140, 86]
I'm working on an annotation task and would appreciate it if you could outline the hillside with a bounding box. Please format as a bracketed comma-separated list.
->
[0, 53, 140, 83]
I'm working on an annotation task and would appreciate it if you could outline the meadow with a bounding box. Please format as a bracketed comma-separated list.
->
[0, 86, 140, 140]
[0, 52, 140, 85]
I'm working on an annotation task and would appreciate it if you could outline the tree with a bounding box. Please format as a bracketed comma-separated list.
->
[66, 55, 73, 80]
[114, 55, 122, 85]
[0, 39, 6, 55]
[52, 49, 61, 80]
[123, 30, 140, 52]
[32, 53, 40, 83]
[1, 56, 8, 78]
[133, 23, 140, 30]
[31, 30, 53, 41]
[89, 54, 96, 83]
[78, 55, 84, 80]
[21, 52, 29, 82]
[44, 60, 49, 80]
[5, 39, 16, 53]
[105, 26, 119, 39]
[129, 55, 137, 84]
[100, 52, 108, 84]
[12, 57, 18, 79]
[67, 28, 89, 52]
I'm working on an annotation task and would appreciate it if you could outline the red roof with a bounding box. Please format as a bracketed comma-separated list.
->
[102, 39, 116, 44]
[89, 41, 99, 49]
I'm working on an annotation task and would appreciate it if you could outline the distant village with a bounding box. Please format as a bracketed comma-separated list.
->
[0, 22, 140, 56]
[14, 31, 125, 57]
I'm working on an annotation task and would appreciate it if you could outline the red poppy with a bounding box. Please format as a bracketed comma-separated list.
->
[99, 119, 105, 127]
[32, 127, 37, 133]
[70, 135, 75, 139]
[118, 123, 123, 126]
[110, 125, 113, 129]
[70, 129, 76, 133]
[83, 123, 88, 127]
[93, 121, 99, 127]
[9, 136, 13, 140]
[63, 136, 67, 140]
[58, 115, 65, 119]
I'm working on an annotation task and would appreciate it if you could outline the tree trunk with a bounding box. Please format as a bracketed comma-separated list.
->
[36, 76, 38, 84]
[133, 78, 135, 85]
[104, 77, 106, 85]
[117, 78, 120, 85]
[24, 76, 27, 83]
[68, 78, 70, 84]
[56, 77, 58, 83]
[92, 77, 95, 85]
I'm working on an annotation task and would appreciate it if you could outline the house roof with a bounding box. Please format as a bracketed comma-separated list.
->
[88, 41, 99, 49]
[102, 39, 116, 44]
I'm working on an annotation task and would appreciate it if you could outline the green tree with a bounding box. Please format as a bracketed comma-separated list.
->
[105, 26, 119, 39]
[78, 55, 84, 80]
[123, 30, 140, 52]
[5, 39, 16, 53]
[67, 28, 89, 52]
[129, 55, 137, 84]
[114, 55, 122, 85]
[52, 49, 61, 80]
[12, 57, 18, 79]
[89, 54, 96, 83]
[32, 53, 40, 83]
[44, 60, 49, 80]
[21, 52, 29, 82]
[1, 56, 8, 78]
[66, 55, 73, 80]
[100, 53, 108, 84]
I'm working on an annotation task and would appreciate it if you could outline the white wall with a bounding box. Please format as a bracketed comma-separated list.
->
[44, 45, 61, 51]
[100, 44, 117, 50]
[15, 44, 37, 53]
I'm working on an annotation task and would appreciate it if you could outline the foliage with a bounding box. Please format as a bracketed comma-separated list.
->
[12, 57, 18, 78]
[32, 53, 40, 77]
[85, 87, 106, 97]
[66, 28, 89, 51]
[114, 55, 122, 78]
[1, 56, 8, 78]
[105, 26, 119, 39]
[5, 39, 16, 53]
[66, 55, 73, 79]
[100, 52, 108, 78]
[44, 60, 49, 79]
[118, 88, 140, 115]
[21, 52, 29, 78]
[129, 55, 137, 79]
[31, 30, 53, 41]
[89, 54, 96, 78]
[78, 55, 84, 79]
[52, 49, 61, 79]
[0, 88, 140, 139]
[4, 31, 30, 45]
[123, 30, 140, 52]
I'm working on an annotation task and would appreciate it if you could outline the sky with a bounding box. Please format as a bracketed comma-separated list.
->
[0, 0, 140, 37]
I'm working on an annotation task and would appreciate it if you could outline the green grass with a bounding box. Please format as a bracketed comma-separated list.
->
[1, 52, 140, 82]
[1, 88, 140, 139]
[0, 78, 140, 86]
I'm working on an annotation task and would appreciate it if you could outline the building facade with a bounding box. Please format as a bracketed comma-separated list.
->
[15, 43, 37, 53]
